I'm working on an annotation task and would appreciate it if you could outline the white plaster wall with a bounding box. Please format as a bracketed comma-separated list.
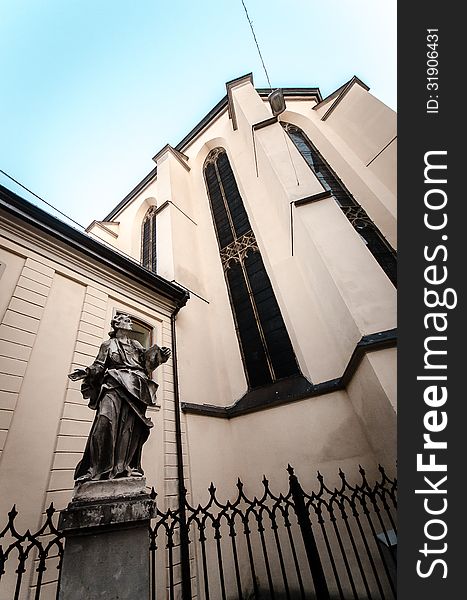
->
[324, 85, 396, 167]
[0, 248, 25, 324]
[185, 387, 385, 506]
[368, 137, 397, 194]
[346, 350, 397, 477]
[280, 107, 397, 247]
[295, 197, 396, 337]
[88, 183, 159, 260]
[0, 217, 182, 596]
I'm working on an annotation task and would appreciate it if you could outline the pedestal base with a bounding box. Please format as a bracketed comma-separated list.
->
[58, 478, 155, 600]
[59, 525, 150, 599]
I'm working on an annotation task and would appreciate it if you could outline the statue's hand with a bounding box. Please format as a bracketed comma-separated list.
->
[68, 368, 87, 381]
[160, 347, 171, 363]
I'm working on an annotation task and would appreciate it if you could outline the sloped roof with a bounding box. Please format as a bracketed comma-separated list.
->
[103, 81, 322, 222]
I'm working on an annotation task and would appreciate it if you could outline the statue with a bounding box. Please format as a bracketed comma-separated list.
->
[68, 313, 171, 483]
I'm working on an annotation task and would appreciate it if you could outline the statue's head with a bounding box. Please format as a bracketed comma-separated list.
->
[109, 313, 133, 337]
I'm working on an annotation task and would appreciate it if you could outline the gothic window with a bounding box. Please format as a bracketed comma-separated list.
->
[141, 207, 157, 272]
[282, 122, 397, 287]
[204, 147, 300, 389]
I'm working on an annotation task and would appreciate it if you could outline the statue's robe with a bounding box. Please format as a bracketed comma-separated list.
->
[74, 338, 164, 481]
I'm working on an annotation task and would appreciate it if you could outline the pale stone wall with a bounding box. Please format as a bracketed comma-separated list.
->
[185, 387, 383, 504]
[0, 214, 184, 597]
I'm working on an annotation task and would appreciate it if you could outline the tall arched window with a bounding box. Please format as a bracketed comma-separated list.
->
[282, 122, 397, 286]
[141, 206, 157, 272]
[204, 147, 300, 389]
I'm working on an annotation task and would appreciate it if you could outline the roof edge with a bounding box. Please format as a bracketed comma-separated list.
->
[314, 75, 370, 121]
[102, 82, 323, 222]
[226, 73, 254, 130]
[103, 166, 157, 222]
[0, 183, 190, 309]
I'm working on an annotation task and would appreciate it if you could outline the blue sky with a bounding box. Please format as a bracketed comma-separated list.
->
[0, 1, 396, 227]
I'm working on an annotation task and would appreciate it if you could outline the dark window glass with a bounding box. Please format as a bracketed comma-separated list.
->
[141, 207, 157, 272]
[244, 252, 298, 380]
[204, 148, 300, 389]
[216, 152, 251, 239]
[226, 263, 271, 388]
[205, 163, 234, 248]
[283, 123, 397, 286]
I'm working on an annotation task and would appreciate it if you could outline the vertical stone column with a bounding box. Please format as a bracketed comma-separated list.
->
[58, 478, 154, 600]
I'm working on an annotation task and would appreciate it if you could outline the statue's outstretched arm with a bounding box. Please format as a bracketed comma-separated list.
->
[68, 342, 108, 405]
[143, 344, 171, 373]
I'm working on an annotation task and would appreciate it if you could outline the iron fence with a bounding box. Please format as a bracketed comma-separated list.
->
[0, 466, 396, 600]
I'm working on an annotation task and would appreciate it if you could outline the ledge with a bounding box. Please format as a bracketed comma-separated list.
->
[59, 494, 155, 533]
[86, 220, 119, 238]
[226, 73, 254, 131]
[293, 190, 333, 207]
[152, 144, 190, 172]
[252, 116, 278, 131]
[181, 328, 397, 418]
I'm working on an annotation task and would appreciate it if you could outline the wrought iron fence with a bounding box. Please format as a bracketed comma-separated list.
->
[0, 466, 396, 600]
[0, 503, 64, 600]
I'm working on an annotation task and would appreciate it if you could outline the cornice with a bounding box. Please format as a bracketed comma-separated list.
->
[226, 72, 254, 131]
[314, 75, 370, 121]
[152, 144, 190, 172]
[182, 329, 397, 418]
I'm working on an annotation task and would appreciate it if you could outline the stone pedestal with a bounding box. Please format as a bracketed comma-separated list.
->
[58, 478, 155, 600]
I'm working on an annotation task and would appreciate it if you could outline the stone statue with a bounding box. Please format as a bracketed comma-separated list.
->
[68, 313, 170, 482]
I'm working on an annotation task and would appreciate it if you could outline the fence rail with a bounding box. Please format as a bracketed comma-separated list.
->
[1, 466, 396, 600]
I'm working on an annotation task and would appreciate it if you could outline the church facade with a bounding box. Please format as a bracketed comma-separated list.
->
[0, 73, 396, 597]
[87, 73, 396, 499]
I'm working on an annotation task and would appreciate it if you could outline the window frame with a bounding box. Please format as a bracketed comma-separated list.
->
[203, 147, 300, 390]
[141, 206, 157, 273]
[282, 121, 397, 286]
